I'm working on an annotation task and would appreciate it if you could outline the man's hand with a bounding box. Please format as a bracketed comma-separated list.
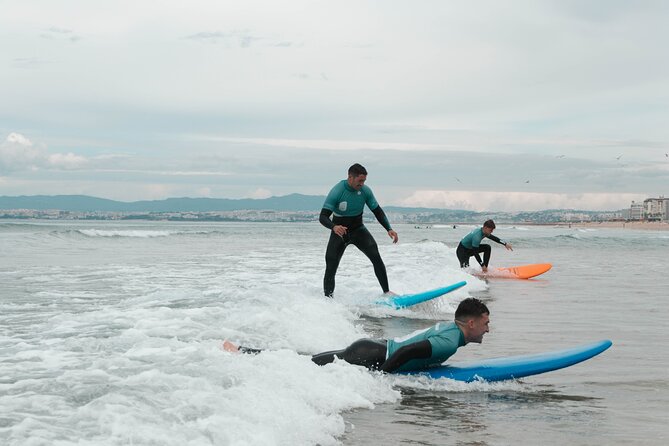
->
[333, 225, 348, 237]
[482, 265, 488, 273]
[388, 229, 399, 244]
[505, 243, 513, 251]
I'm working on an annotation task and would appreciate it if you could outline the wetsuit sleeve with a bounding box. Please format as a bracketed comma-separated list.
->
[319, 208, 335, 230]
[473, 252, 484, 267]
[371, 205, 392, 231]
[380, 339, 432, 373]
[322, 185, 339, 212]
[363, 186, 380, 211]
[486, 234, 507, 246]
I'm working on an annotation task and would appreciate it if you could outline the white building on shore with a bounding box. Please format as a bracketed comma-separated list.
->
[629, 201, 644, 220]
[630, 197, 669, 221]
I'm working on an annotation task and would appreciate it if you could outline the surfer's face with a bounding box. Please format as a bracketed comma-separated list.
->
[348, 174, 367, 190]
[482, 226, 494, 236]
[469, 314, 490, 343]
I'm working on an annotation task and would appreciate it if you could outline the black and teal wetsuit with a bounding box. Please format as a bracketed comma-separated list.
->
[319, 180, 392, 297]
[241, 321, 465, 373]
[456, 227, 507, 268]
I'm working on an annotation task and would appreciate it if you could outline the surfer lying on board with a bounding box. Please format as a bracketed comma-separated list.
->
[222, 298, 489, 373]
[319, 163, 399, 298]
[456, 219, 513, 272]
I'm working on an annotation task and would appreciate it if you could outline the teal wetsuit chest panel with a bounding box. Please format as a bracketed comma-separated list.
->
[460, 228, 485, 249]
[387, 322, 465, 372]
[322, 180, 379, 216]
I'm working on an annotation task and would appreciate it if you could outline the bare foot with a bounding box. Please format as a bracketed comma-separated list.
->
[221, 340, 240, 353]
[384, 291, 398, 297]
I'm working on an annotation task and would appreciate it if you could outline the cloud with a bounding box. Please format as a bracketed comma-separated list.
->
[12, 57, 50, 69]
[191, 135, 442, 151]
[0, 133, 43, 172]
[47, 152, 88, 169]
[184, 30, 261, 47]
[398, 190, 646, 212]
[197, 187, 212, 197]
[0, 133, 88, 173]
[6, 133, 33, 146]
[41, 26, 81, 42]
[249, 188, 272, 199]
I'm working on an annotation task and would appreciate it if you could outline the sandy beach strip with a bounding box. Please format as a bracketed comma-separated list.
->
[551, 221, 669, 231]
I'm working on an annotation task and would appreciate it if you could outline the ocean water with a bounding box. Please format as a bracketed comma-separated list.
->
[0, 220, 667, 445]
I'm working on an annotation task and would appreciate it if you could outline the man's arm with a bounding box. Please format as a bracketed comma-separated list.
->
[319, 208, 334, 230]
[371, 205, 398, 243]
[380, 339, 432, 373]
[371, 205, 391, 231]
[487, 234, 513, 250]
[320, 208, 347, 237]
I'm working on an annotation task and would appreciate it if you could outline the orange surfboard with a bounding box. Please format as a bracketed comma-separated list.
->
[473, 263, 552, 279]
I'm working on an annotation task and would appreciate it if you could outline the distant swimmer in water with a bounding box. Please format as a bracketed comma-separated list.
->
[456, 220, 513, 273]
[223, 298, 490, 373]
[319, 163, 398, 298]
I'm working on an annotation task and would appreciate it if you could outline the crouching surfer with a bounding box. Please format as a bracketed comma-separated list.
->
[457, 219, 513, 272]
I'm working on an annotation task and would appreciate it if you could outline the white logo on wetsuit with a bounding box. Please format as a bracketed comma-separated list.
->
[339, 201, 347, 211]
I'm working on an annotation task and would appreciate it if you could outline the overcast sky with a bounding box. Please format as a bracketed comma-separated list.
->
[1, 1, 668, 211]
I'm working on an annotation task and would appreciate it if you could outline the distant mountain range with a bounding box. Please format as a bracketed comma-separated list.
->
[0, 194, 330, 212]
[0, 193, 453, 213]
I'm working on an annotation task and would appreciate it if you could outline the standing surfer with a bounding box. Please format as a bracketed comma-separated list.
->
[318, 163, 398, 298]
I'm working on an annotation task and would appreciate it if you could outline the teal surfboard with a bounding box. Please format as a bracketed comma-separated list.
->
[402, 340, 612, 382]
[377, 281, 467, 309]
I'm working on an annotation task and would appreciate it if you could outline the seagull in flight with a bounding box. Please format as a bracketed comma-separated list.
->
[616, 154, 623, 160]
[525, 180, 530, 183]
[455, 177, 462, 183]
[556, 154, 565, 158]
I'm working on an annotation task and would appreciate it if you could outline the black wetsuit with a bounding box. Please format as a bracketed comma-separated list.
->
[320, 209, 391, 297]
[239, 338, 432, 373]
[320, 180, 393, 297]
[235, 322, 465, 373]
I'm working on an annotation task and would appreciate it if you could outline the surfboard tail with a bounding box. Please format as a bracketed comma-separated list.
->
[377, 280, 467, 309]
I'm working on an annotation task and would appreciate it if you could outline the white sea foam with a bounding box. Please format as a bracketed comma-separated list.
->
[77, 229, 175, 238]
[390, 373, 529, 393]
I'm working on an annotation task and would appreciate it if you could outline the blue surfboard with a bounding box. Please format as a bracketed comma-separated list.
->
[401, 340, 612, 382]
[377, 281, 467, 309]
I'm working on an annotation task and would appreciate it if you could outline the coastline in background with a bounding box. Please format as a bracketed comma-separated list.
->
[552, 221, 669, 230]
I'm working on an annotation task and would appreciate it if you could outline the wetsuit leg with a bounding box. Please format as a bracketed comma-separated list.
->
[456, 243, 471, 268]
[324, 231, 348, 297]
[479, 244, 492, 267]
[311, 348, 346, 365]
[458, 243, 492, 268]
[311, 339, 387, 369]
[380, 339, 432, 373]
[350, 226, 390, 293]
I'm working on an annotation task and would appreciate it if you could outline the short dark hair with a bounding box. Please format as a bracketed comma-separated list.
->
[483, 219, 496, 229]
[348, 163, 367, 177]
[455, 298, 489, 321]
